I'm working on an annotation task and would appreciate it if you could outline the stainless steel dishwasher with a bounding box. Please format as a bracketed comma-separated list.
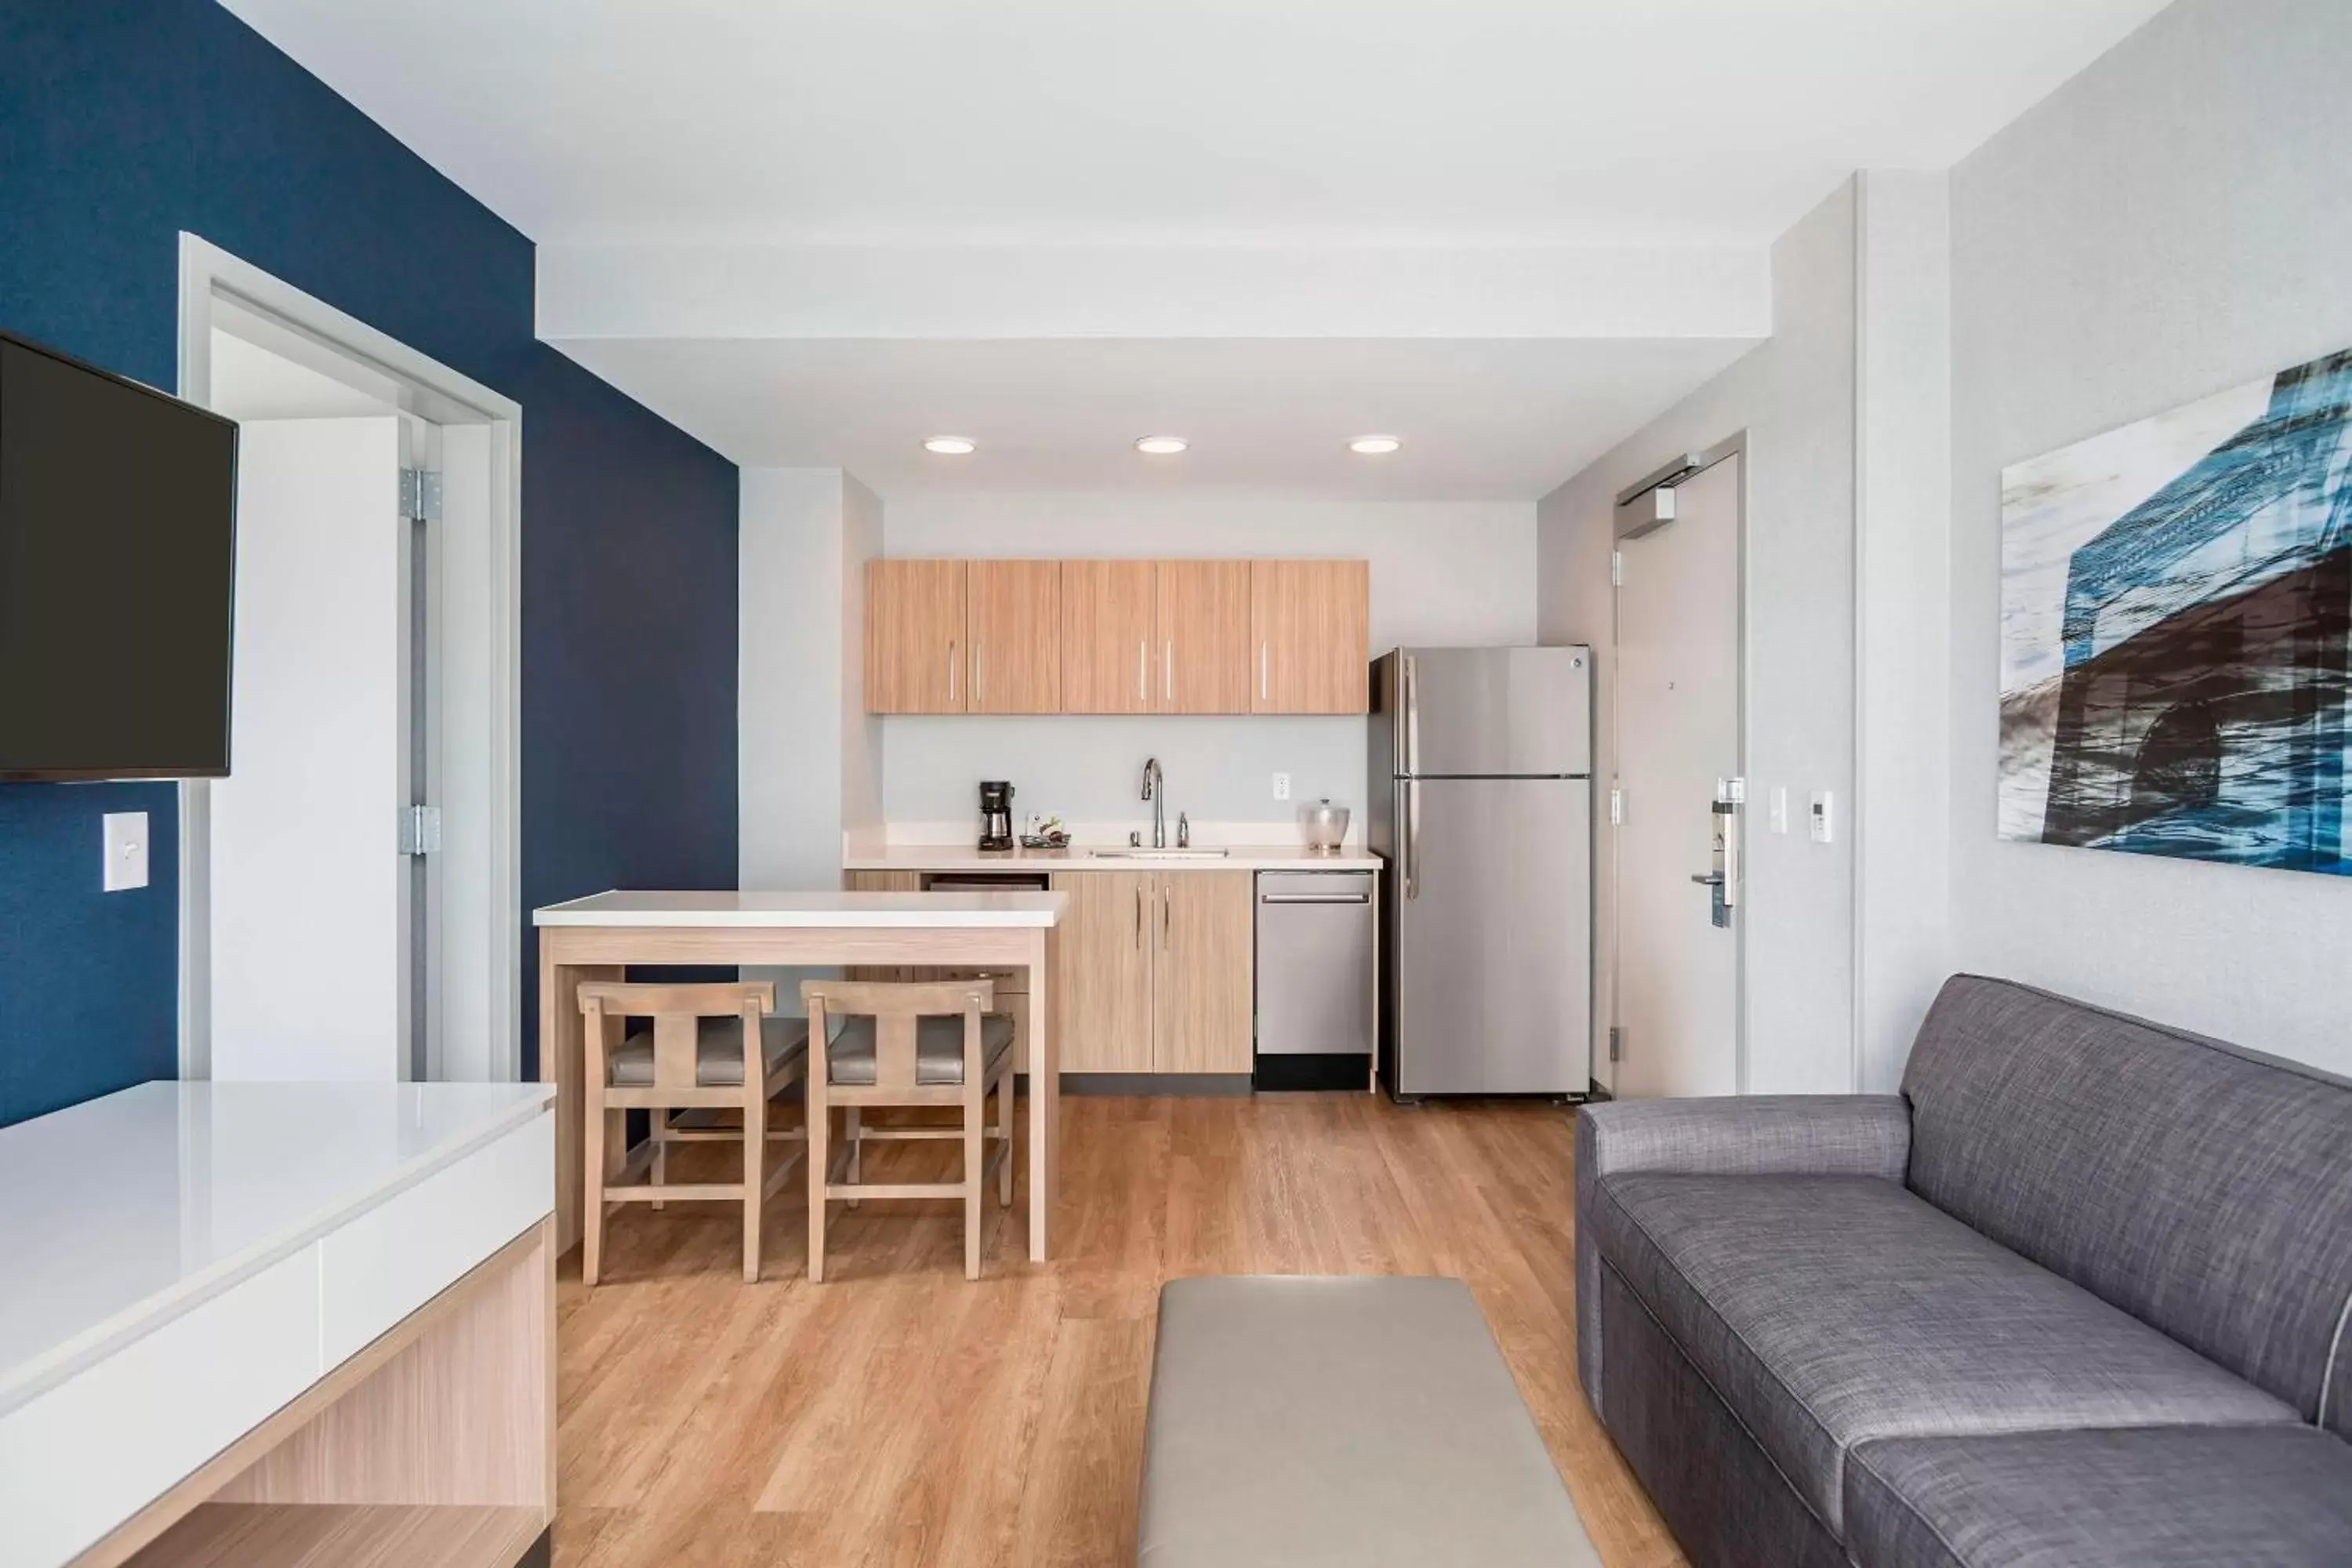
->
[1253, 870, 1375, 1091]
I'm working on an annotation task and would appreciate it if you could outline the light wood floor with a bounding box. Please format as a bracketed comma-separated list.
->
[554, 1093, 1685, 1567]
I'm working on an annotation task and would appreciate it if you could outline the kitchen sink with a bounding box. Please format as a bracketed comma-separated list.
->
[1087, 847, 1231, 858]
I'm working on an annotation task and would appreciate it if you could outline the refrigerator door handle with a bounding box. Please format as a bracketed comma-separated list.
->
[1402, 654, 1421, 777]
[1403, 779, 1420, 900]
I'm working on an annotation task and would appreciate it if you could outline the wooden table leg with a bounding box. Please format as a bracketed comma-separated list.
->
[539, 942, 619, 1255]
[1025, 927, 1054, 1262]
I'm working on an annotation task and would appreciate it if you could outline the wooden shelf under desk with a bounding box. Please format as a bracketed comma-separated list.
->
[74, 1221, 554, 1568]
[127, 1504, 543, 1568]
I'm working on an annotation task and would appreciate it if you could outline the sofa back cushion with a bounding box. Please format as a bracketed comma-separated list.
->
[1901, 975, 2352, 1428]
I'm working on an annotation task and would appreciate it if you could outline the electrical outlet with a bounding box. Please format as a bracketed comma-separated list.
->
[1272, 772, 1291, 801]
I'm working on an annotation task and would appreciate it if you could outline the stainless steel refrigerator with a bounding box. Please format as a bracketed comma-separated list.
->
[1367, 647, 1593, 1098]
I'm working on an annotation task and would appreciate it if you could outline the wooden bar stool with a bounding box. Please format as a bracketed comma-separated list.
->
[802, 979, 1017, 1282]
[578, 980, 809, 1286]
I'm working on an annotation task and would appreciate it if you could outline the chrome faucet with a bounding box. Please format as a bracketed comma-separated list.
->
[1142, 757, 1165, 848]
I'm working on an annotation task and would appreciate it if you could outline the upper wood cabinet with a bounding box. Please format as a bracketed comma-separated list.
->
[1251, 560, 1370, 714]
[1155, 560, 1253, 714]
[866, 555, 1366, 715]
[865, 559, 967, 713]
[967, 561, 1062, 714]
[1059, 561, 1156, 714]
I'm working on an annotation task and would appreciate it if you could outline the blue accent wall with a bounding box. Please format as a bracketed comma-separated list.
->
[0, 0, 739, 1123]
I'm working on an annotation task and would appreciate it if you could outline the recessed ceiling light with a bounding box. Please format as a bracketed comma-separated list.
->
[1134, 435, 1189, 456]
[1348, 434, 1403, 456]
[923, 436, 977, 455]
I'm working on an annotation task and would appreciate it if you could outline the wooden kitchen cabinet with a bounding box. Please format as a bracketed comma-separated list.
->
[865, 560, 967, 713]
[1052, 871, 1156, 1073]
[1250, 559, 1370, 714]
[967, 560, 1062, 714]
[867, 555, 1365, 717]
[1154, 559, 1252, 714]
[1051, 869, 1254, 1076]
[1153, 871, 1254, 1073]
[1059, 561, 1157, 714]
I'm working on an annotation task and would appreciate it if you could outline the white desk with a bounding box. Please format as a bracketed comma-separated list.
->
[535, 889, 1065, 1260]
[0, 1081, 556, 1568]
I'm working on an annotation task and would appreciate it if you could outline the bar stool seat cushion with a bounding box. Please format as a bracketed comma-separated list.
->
[612, 1015, 809, 1087]
[826, 1014, 1016, 1087]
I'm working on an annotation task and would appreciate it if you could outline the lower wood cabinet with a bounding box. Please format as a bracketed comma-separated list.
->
[1053, 870, 1156, 1073]
[1054, 869, 1253, 1076]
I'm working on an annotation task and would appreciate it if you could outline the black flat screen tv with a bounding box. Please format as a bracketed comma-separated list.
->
[0, 329, 238, 781]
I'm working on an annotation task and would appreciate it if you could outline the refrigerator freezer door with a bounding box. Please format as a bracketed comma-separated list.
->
[1395, 777, 1592, 1094]
[1397, 648, 1591, 777]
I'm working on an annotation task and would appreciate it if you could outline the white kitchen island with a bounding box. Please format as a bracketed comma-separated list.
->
[534, 889, 1066, 1261]
[0, 1080, 557, 1568]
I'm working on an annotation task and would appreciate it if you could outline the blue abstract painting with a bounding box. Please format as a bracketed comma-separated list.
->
[1999, 347, 2352, 875]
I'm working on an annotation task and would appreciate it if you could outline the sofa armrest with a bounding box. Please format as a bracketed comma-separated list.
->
[1573, 1095, 1910, 1414]
[1577, 1094, 1912, 1184]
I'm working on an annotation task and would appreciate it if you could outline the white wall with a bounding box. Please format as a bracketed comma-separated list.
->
[1537, 181, 1860, 1095]
[880, 497, 1537, 826]
[741, 469, 880, 1007]
[1946, 0, 2352, 1075]
[840, 474, 883, 838]
[741, 469, 856, 891]
[1853, 171, 1955, 1091]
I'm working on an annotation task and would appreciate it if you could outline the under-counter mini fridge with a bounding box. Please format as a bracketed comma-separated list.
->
[1367, 647, 1593, 1098]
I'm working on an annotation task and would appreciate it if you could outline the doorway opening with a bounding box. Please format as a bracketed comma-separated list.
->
[176, 234, 521, 1084]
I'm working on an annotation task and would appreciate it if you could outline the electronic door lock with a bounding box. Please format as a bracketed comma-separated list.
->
[1696, 778, 1742, 929]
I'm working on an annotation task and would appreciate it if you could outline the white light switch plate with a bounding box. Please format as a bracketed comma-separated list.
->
[1769, 786, 1789, 835]
[103, 811, 150, 891]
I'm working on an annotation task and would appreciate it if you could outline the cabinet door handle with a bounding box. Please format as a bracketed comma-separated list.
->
[1162, 883, 1171, 949]
[1260, 641, 1270, 702]
[1138, 640, 1146, 702]
[948, 640, 958, 704]
[1134, 883, 1142, 948]
[1164, 641, 1174, 703]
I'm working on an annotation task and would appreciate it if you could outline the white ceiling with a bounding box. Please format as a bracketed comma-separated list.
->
[553, 336, 1759, 499]
[218, 0, 2165, 499]
[221, 0, 2163, 249]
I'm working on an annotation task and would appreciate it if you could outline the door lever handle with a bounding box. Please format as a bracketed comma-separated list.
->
[1690, 873, 1724, 887]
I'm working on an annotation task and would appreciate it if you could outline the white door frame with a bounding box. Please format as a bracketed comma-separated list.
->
[175, 233, 523, 1083]
[1611, 431, 1750, 1091]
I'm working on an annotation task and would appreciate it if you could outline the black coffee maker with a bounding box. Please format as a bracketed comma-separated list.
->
[978, 780, 1015, 851]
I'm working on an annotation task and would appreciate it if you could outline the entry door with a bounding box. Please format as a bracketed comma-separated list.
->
[209, 416, 415, 1080]
[1613, 452, 1742, 1098]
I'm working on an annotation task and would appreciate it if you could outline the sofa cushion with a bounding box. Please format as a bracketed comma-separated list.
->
[1902, 976, 2352, 1428]
[1588, 1171, 2296, 1530]
[1845, 1425, 2352, 1568]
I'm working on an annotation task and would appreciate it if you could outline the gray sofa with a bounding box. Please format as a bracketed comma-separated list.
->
[1576, 975, 2352, 1568]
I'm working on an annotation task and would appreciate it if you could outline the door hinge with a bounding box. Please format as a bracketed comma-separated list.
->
[1608, 1025, 1624, 1063]
[399, 467, 443, 522]
[1610, 550, 1624, 587]
[398, 804, 443, 857]
[1609, 786, 1624, 826]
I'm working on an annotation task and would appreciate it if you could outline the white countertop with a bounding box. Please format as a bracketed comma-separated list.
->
[843, 844, 1384, 873]
[0, 1080, 553, 1416]
[534, 888, 1068, 927]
